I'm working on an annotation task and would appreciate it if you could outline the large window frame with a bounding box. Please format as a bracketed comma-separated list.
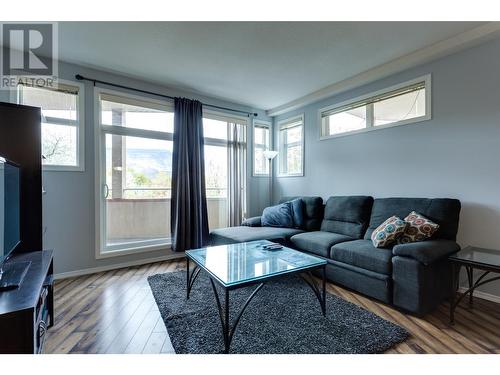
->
[319, 74, 431, 140]
[94, 89, 249, 258]
[278, 114, 304, 177]
[252, 119, 272, 176]
[16, 79, 85, 171]
[203, 109, 249, 223]
[94, 87, 174, 259]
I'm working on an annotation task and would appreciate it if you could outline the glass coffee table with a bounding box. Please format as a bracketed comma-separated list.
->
[185, 240, 327, 353]
[449, 246, 500, 324]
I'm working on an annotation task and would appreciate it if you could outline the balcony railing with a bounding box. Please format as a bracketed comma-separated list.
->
[105, 188, 228, 244]
[107, 187, 227, 200]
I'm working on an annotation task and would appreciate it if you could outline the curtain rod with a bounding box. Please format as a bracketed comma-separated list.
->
[75, 74, 258, 117]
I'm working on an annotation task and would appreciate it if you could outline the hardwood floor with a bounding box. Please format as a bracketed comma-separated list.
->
[44, 259, 500, 354]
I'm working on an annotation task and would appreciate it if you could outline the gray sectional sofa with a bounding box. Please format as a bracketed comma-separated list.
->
[209, 195, 461, 316]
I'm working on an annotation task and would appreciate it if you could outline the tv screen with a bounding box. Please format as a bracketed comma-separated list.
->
[0, 156, 20, 265]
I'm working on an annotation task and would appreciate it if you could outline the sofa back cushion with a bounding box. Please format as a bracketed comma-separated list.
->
[320, 196, 374, 238]
[364, 198, 461, 241]
[279, 196, 324, 231]
[261, 202, 295, 228]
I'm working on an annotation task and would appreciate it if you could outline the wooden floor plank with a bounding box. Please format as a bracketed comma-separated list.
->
[44, 258, 500, 354]
[124, 313, 163, 354]
[75, 289, 152, 354]
[437, 304, 500, 348]
[152, 314, 168, 333]
[51, 332, 86, 354]
[104, 295, 157, 353]
[142, 332, 168, 354]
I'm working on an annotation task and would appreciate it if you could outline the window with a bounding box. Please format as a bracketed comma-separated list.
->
[203, 111, 247, 229]
[95, 92, 248, 258]
[253, 120, 271, 176]
[320, 75, 431, 139]
[17, 81, 84, 170]
[96, 90, 174, 257]
[278, 114, 304, 177]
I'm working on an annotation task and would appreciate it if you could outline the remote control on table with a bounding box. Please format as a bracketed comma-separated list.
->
[262, 243, 283, 250]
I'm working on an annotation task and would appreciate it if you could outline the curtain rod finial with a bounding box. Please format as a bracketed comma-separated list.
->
[253, 113, 258, 117]
[75, 74, 83, 80]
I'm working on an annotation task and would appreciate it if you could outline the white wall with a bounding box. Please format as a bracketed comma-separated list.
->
[0, 60, 271, 274]
[273, 37, 500, 299]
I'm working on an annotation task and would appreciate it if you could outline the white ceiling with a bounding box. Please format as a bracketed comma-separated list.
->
[58, 22, 485, 110]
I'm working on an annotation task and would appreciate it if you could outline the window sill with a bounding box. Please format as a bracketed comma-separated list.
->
[42, 164, 85, 172]
[277, 172, 304, 178]
[97, 242, 172, 259]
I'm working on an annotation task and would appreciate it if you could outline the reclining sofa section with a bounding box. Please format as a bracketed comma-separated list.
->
[209, 195, 461, 316]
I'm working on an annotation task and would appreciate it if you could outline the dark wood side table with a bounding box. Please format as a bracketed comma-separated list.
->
[449, 246, 500, 324]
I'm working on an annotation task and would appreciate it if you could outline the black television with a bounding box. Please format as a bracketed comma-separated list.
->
[0, 156, 21, 270]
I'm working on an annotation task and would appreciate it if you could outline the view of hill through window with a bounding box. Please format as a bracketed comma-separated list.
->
[102, 109, 228, 200]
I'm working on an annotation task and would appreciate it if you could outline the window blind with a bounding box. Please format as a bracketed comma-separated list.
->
[279, 115, 303, 129]
[18, 81, 79, 95]
[321, 81, 425, 118]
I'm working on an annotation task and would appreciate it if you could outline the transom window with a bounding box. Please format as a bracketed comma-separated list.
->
[17, 81, 84, 170]
[320, 75, 431, 139]
[278, 114, 304, 177]
[253, 120, 271, 176]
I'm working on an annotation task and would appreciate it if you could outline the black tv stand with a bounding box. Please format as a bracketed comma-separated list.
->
[0, 261, 31, 290]
[0, 102, 48, 353]
[0, 250, 53, 353]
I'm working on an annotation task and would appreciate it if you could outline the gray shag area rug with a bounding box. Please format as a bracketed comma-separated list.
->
[148, 271, 408, 354]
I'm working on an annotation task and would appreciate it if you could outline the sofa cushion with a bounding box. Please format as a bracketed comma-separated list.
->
[209, 226, 304, 246]
[397, 211, 439, 244]
[289, 198, 306, 229]
[261, 202, 295, 228]
[320, 196, 373, 239]
[241, 216, 261, 227]
[371, 216, 407, 248]
[279, 196, 323, 231]
[330, 239, 393, 275]
[290, 231, 354, 258]
[364, 198, 461, 241]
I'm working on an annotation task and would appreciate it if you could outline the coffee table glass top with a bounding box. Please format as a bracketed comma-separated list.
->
[449, 246, 500, 269]
[186, 240, 327, 287]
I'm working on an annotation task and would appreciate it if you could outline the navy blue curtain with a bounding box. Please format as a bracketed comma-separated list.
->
[170, 98, 209, 252]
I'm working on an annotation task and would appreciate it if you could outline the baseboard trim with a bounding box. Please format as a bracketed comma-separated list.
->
[458, 286, 500, 304]
[54, 252, 185, 280]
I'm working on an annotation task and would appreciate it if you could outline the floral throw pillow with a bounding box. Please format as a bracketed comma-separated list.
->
[371, 216, 407, 248]
[397, 211, 440, 244]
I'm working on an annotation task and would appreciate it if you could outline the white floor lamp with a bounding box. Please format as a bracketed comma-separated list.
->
[263, 150, 279, 206]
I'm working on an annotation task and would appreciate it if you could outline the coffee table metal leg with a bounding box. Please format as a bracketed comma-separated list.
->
[466, 266, 474, 304]
[300, 270, 327, 316]
[186, 258, 201, 300]
[186, 257, 190, 299]
[224, 289, 230, 353]
[322, 265, 326, 316]
[209, 278, 265, 354]
[450, 263, 459, 325]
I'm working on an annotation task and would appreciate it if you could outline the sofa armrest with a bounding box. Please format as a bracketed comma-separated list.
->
[241, 216, 262, 227]
[392, 240, 460, 265]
